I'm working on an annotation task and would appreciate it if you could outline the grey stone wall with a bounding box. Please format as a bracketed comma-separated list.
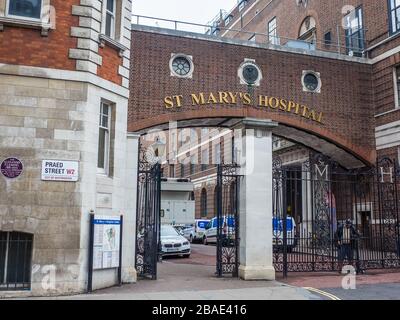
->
[0, 75, 87, 295]
[0, 75, 135, 297]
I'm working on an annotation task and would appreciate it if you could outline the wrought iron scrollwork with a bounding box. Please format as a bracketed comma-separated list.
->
[273, 152, 400, 275]
[135, 142, 162, 279]
[216, 163, 241, 277]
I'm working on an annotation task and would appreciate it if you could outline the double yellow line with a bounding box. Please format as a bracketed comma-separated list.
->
[303, 287, 341, 300]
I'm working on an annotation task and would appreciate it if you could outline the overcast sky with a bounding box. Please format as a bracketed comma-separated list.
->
[132, 0, 238, 31]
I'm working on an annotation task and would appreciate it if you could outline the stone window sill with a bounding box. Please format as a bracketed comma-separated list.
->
[0, 16, 51, 36]
[99, 34, 128, 57]
[375, 108, 400, 118]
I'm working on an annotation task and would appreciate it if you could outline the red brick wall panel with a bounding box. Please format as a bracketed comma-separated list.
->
[129, 30, 375, 164]
[0, 0, 79, 70]
[97, 45, 123, 85]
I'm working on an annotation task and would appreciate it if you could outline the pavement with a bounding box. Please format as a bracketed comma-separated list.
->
[279, 269, 400, 300]
[14, 244, 400, 300]
[26, 244, 320, 300]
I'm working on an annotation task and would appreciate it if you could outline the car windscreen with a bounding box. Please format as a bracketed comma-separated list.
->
[197, 221, 209, 229]
[161, 226, 179, 236]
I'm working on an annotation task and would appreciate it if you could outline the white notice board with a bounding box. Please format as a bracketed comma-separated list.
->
[92, 215, 121, 270]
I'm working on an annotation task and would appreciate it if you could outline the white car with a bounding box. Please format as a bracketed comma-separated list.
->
[193, 219, 210, 243]
[174, 224, 195, 242]
[160, 225, 191, 258]
[203, 216, 235, 245]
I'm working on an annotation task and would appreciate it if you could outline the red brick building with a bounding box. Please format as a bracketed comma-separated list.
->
[130, 0, 400, 221]
[216, 0, 400, 162]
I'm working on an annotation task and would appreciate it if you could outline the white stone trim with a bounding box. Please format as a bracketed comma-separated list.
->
[72, 5, 102, 22]
[302, 70, 322, 93]
[69, 0, 131, 87]
[76, 60, 98, 74]
[69, 48, 102, 65]
[0, 16, 51, 35]
[237, 59, 263, 86]
[394, 67, 400, 110]
[371, 45, 400, 65]
[0, 0, 52, 35]
[169, 53, 194, 79]
[0, 63, 129, 98]
[375, 108, 400, 118]
[99, 33, 128, 56]
[375, 120, 400, 150]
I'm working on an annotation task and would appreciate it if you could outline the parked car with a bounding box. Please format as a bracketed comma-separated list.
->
[160, 225, 191, 258]
[193, 219, 210, 243]
[203, 216, 235, 245]
[272, 216, 297, 253]
[174, 224, 195, 242]
[202, 215, 298, 252]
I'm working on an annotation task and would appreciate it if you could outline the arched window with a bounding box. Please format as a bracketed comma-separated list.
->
[0, 231, 33, 290]
[200, 188, 207, 217]
[213, 187, 219, 217]
[298, 16, 316, 43]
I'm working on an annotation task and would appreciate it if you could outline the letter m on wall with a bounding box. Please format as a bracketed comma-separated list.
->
[315, 164, 329, 181]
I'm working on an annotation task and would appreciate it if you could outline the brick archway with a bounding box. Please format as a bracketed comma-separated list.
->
[128, 108, 375, 168]
[129, 27, 376, 169]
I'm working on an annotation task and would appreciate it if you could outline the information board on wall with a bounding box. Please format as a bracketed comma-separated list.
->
[92, 215, 121, 270]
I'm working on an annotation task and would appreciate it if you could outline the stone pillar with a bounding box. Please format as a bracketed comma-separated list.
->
[121, 133, 141, 283]
[233, 118, 278, 280]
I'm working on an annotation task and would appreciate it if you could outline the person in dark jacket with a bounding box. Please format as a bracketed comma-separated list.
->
[335, 219, 360, 273]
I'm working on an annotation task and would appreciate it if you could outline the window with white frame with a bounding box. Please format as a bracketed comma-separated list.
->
[190, 128, 198, 144]
[190, 154, 196, 175]
[344, 6, 364, 57]
[214, 143, 221, 164]
[395, 66, 400, 109]
[97, 102, 111, 175]
[201, 148, 209, 171]
[238, 0, 247, 12]
[398, 147, 400, 167]
[389, 0, 400, 35]
[268, 17, 279, 45]
[224, 15, 233, 26]
[6, 0, 42, 20]
[105, 0, 116, 38]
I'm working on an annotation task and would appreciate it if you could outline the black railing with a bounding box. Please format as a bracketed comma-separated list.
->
[216, 163, 241, 277]
[273, 154, 400, 276]
[135, 142, 162, 280]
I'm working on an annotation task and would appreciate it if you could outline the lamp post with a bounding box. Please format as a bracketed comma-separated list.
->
[150, 137, 166, 163]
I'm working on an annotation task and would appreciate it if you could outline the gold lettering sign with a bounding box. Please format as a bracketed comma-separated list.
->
[163, 91, 324, 124]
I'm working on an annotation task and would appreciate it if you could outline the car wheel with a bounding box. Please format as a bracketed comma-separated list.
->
[189, 235, 193, 243]
[203, 236, 208, 245]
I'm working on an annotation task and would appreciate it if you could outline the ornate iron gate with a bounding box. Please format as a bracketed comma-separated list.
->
[216, 164, 241, 277]
[135, 146, 162, 280]
[273, 154, 400, 276]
